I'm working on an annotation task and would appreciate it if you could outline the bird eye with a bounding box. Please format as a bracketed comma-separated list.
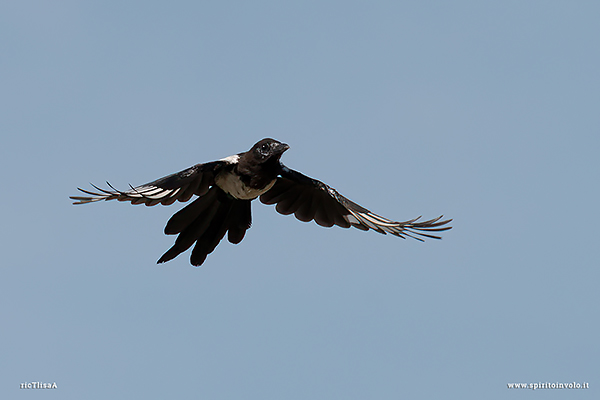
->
[260, 143, 270, 152]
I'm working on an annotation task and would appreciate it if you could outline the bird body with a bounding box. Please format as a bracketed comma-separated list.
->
[216, 173, 270, 200]
[71, 139, 451, 266]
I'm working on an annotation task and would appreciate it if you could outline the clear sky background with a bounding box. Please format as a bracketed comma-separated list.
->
[2, 1, 599, 399]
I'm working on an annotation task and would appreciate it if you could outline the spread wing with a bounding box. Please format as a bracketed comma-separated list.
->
[260, 164, 452, 241]
[70, 161, 225, 206]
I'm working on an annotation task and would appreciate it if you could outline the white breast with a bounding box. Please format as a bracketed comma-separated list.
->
[215, 172, 276, 200]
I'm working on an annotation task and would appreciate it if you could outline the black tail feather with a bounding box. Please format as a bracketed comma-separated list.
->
[190, 201, 232, 266]
[158, 187, 253, 266]
[157, 199, 220, 264]
[227, 200, 252, 244]
[164, 187, 219, 235]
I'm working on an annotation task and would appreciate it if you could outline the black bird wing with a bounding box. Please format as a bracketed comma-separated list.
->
[70, 161, 226, 206]
[260, 164, 452, 241]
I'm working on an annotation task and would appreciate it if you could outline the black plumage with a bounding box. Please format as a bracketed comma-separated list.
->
[71, 138, 452, 266]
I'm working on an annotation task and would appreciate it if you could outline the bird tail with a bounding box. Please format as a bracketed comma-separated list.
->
[157, 187, 252, 266]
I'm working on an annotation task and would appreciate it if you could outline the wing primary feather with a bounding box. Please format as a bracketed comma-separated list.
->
[262, 164, 452, 240]
[92, 182, 118, 195]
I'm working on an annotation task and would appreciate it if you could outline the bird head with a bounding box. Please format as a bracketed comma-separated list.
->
[251, 138, 289, 163]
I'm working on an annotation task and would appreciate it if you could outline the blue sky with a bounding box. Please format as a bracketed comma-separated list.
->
[2, 1, 599, 399]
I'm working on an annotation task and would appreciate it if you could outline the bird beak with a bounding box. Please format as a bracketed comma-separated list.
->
[277, 143, 290, 154]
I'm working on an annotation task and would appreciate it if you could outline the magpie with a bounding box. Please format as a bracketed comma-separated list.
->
[71, 138, 452, 266]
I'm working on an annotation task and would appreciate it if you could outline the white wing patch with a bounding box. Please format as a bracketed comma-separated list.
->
[72, 183, 185, 206]
[345, 214, 360, 224]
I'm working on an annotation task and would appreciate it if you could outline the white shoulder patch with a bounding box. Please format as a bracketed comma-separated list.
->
[219, 154, 240, 164]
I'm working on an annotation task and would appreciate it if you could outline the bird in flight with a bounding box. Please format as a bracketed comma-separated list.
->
[71, 138, 452, 266]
